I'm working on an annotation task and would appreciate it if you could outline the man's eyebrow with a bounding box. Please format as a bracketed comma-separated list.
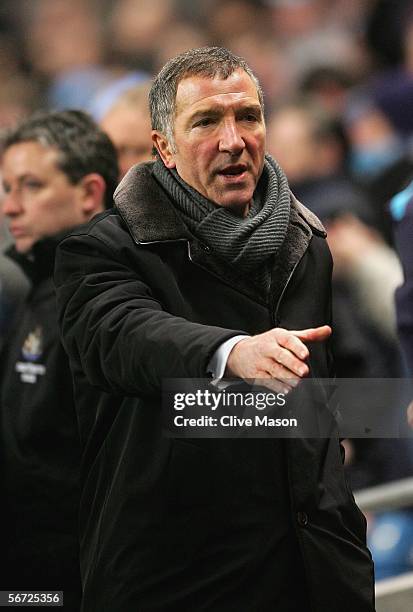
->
[188, 103, 262, 122]
[3, 173, 27, 186]
[188, 108, 222, 122]
[237, 104, 262, 116]
[16, 173, 37, 184]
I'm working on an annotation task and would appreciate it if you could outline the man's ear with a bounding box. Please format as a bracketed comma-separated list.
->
[151, 130, 176, 168]
[78, 173, 107, 218]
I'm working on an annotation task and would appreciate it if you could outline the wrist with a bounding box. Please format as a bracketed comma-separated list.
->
[225, 337, 249, 377]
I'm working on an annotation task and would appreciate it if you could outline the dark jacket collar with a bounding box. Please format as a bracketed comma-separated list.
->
[114, 162, 190, 244]
[114, 161, 326, 245]
[6, 227, 85, 285]
[114, 161, 326, 305]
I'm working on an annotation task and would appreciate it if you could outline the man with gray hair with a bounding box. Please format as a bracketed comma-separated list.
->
[55, 48, 374, 611]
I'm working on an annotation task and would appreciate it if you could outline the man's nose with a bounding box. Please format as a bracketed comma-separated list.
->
[218, 119, 245, 155]
[2, 189, 22, 216]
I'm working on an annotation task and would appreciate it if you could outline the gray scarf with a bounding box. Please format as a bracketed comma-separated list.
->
[153, 154, 291, 290]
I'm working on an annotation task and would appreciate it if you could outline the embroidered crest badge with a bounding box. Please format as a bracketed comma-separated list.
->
[21, 326, 43, 362]
[16, 326, 46, 383]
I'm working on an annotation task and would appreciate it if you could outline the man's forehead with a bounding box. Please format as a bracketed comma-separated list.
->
[2, 141, 62, 176]
[4, 140, 59, 161]
[175, 69, 261, 115]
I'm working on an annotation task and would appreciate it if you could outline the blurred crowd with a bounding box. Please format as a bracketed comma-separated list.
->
[1, 0, 413, 582]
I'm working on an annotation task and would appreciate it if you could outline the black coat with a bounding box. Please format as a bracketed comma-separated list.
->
[0, 238, 81, 611]
[55, 163, 374, 612]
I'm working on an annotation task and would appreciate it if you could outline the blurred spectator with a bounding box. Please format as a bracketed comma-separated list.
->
[0, 110, 119, 608]
[300, 65, 355, 118]
[345, 95, 406, 183]
[227, 32, 296, 112]
[344, 91, 413, 243]
[152, 20, 208, 72]
[0, 29, 42, 128]
[24, 0, 104, 79]
[203, 0, 269, 44]
[266, 0, 329, 41]
[99, 81, 153, 178]
[22, 0, 109, 110]
[267, 98, 371, 219]
[265, 0, 371, 80]
[48, 67, 112, 113]
[88, 72, 149, 121]
[0, 75, 41, 130]
[107, 0, 174, 71]
[372, 71, 413, 145]
[0, 31, 26, 82]
[327, 215, 403, 340]
[366, 12, 413, 143]
[267, 98, 403, 343]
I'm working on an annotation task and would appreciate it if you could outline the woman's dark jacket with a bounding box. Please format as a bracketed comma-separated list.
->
[55, 162, 374, 612]
[0, 238, 81, 610]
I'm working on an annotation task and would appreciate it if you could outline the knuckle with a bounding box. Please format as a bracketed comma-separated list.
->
[273, 327, 286, 341]
[273, 346, 284, 362]
[285, 334, 296, 349]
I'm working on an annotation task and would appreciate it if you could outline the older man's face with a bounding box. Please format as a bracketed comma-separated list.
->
[154, 69, 266, 216]
[101, 105, 153, 179]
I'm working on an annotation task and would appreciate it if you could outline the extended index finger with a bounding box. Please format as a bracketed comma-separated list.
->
[290, 325, 332, 343]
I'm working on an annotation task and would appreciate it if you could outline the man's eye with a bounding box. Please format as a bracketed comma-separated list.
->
[194, 118, 214, 127]
[244, 114, 259, 122]
[23, 180, 42, 190]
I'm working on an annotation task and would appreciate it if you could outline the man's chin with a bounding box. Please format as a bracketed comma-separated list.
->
[14, 240, 33, 254]
[217, 199, 251, 217]
[214, 190, 253, 216]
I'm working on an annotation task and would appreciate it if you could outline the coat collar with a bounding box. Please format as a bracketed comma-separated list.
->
[115, 161, 326, 243]
[114, 161, 326, 305]
[6, 227, 82, 285]
[114, 162, 189, 244]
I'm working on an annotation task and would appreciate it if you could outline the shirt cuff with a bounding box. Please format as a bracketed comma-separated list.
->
[207, 335, 249, 381]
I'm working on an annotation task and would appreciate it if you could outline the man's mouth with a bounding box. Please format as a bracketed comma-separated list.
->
[10, 225, 25, 237]
[217, 164, 248, 178]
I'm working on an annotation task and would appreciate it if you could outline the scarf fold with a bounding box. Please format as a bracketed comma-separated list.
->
[153, 154, 291, 289]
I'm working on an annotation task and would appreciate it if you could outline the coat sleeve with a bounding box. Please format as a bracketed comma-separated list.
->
[54, 232, 242, 397]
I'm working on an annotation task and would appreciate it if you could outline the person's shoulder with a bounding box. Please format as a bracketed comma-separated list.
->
[56, 208, 132, 262]
[64, 208, 125, 241]
[290, 192, 327, 238]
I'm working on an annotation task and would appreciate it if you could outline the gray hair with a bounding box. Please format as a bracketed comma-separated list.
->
[149, 46, 264, 150]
